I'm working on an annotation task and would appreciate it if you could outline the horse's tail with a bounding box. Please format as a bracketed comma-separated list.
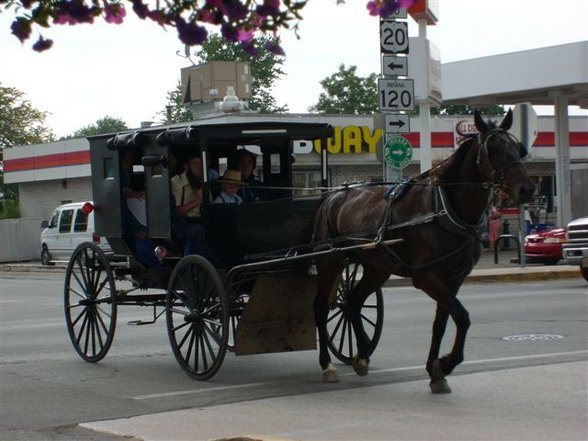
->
[310, 190, 342, 244]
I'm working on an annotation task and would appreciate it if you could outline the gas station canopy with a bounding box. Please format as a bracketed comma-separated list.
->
[441, 41, 588, 108]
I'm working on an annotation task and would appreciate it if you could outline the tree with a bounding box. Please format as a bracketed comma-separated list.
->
[309, 64, 378, 115]
[3, 1, 412, 52]
[408, 104, 505, 117]
[0, 83, 55, 149]
[432, 104, 505, 116]
[0, 83, 55, 216]
[159, 81, 194, 124]
[66, 116, 129, 138]
[193, 33, 287, 113]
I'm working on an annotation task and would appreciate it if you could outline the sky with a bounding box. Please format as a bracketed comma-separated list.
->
[1, 0, 587, 138]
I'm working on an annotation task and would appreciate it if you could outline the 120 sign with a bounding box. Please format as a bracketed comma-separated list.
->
[377, 79, 414, 111]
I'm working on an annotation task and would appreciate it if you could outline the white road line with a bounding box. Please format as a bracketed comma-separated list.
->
[133, 382, 271, 400]
[132, 350, 588, 400]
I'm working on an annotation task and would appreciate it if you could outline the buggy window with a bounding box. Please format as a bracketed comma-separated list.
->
[59, 209, 74, 233]
[73, 209, 89, 232]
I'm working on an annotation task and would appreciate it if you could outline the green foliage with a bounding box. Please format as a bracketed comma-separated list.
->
[159, 81, 194, 124]
[309, 64, 378, 115]
[1, 83, 55, 210]
[66, 116, 129, 138]
[0, 83, 55, 148]
[0, 199, 20, 219]
[410, 104, 506, 116]
[194, 33, 287, 114]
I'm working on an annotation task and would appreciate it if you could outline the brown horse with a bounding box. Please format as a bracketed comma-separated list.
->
[310, 110, 535, 393]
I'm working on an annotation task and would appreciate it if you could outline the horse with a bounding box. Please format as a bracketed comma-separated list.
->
[310, 109, 535, 393]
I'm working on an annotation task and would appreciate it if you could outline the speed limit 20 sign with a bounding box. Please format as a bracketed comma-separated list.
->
[380, 20, 409, 54]
[378, 78, 414, 111]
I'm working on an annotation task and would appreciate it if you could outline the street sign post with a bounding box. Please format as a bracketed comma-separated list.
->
[378, 78, 414, 111]
[380, 20, 409, 54]
[382, 55, 408, 77]
[384, 113, 410, 133]
[384, 135, 413, 170]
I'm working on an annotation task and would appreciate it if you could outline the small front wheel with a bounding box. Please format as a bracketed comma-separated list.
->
[64, 242, 117, 362]
[166, 255, 228, 380]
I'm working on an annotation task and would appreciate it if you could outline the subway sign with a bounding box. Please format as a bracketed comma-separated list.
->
[293, 126, 383, 155]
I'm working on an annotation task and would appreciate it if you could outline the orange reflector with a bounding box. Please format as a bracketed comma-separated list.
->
[82, 202, 94, 214]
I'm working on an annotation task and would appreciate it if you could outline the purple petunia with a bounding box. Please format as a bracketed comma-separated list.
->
[32, 35, 54, 52]
[176, 17, 208, 46]
[265, 39, 285, 56]
[10, 17, 32, 42]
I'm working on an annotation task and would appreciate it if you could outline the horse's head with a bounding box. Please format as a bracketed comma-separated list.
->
[474, 109, 535, 204]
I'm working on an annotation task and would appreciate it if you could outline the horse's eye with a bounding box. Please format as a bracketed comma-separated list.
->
[518, 142, 528, 158]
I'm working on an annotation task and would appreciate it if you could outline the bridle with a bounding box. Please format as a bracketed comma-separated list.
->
[476, 128, 525, 193]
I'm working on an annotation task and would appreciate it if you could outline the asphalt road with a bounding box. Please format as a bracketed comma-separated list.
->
[1, 273, 586, 440]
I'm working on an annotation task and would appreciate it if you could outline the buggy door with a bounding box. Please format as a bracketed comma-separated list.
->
[143, 141, 171, 239]
[89, 136, 123, 238]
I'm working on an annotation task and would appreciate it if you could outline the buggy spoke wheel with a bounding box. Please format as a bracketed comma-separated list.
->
[166, 255, 228, 380]
[327, 261, 384, 364]
[64, 242, 116, 362]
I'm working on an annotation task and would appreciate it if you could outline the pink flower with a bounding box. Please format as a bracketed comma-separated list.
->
[238, 28, 255, 43]
[104, 3, 126, 24]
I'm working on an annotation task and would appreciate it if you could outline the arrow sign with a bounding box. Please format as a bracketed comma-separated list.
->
[382, 55, 408, 77]
[384, 113, 410, 133]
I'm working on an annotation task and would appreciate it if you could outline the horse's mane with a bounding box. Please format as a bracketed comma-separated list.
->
[412, 135, 478, 184]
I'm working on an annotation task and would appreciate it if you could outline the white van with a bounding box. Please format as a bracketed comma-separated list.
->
[40, 201, 111, 265]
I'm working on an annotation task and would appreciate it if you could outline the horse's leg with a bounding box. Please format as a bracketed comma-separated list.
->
[419, 278, 470, 394]
[314, 257, 344, 383]
[426, 304, 451, 393]
[348, 265, 390, 377]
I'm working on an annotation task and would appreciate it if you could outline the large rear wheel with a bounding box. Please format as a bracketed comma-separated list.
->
[64, 242, 117, 362]
[327, 261, 384, 364]
[166, 255, 228, 380]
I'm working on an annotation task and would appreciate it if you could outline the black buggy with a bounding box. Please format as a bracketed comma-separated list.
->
[63, 117, 389, 380]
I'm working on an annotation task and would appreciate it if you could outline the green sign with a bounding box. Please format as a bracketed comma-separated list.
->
[384, 135, 412, 169]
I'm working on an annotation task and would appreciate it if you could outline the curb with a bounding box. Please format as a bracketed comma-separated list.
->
[383, 268, 582, 287]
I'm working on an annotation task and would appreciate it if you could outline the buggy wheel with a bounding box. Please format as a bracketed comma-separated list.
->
[327, 261, 384, 364]
[166, 255, 228, 380]
[64, 242, 117, 362]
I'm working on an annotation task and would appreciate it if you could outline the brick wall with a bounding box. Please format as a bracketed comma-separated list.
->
[19, 177, 92, 219]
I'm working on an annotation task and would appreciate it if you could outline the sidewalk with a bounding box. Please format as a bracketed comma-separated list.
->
[81, 360, 588, 441]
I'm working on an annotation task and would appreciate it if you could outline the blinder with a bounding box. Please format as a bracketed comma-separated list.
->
[476, 128, 525, 191]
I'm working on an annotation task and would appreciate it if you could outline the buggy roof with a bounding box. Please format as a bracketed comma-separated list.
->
[90, 118, 333, 152]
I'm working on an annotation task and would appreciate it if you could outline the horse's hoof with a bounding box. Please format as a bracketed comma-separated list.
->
[322, 364, 339, 383]
[429, 379, 452, 394]
[352, 355, 369, 377]
[431, 359, 446, 382]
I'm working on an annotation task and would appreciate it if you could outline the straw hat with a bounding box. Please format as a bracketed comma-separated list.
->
[218, 169, 242, 185]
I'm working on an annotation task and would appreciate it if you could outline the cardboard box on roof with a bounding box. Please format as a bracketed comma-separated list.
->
[181, 61, 251, 103]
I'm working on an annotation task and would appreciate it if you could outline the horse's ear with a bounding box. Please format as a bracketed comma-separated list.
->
[500, 109, 513, 131]
[473, 109, 487, 133]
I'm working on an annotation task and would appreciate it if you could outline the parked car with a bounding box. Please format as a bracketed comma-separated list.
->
[562, 217, 588, 282]
[524, 226, 566, 265]
[40, 201, 110, 265]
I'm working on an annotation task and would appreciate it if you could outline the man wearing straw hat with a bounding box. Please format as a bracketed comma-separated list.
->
[212, 169, 243, 204]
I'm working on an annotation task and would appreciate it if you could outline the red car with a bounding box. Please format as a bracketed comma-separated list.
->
[524, 227, 566, 265]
